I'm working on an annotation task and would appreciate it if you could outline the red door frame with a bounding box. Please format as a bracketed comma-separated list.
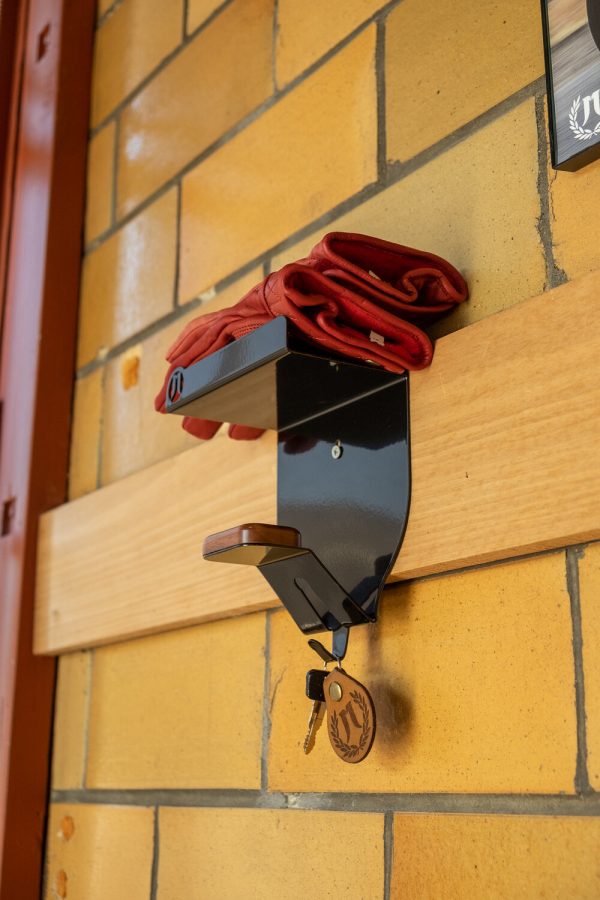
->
[0, 0, 95, 894]
[0, 0, 25, 343]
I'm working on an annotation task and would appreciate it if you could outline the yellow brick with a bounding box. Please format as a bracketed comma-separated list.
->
[117, 0, 274, 216]
[550, 157, 600, 280]
[276, 0, 381, 87]
[578, 541, 600, 789]
[45, 804, 153, 900]
[85, 122, 115, 242]
[97, 0, 116, 19]
[87, 614, 265, 788]
[392, 814, 600, 899]
[386, 0, 544, 161]
[179, 27, 377, 302]
[51, 652, 91, 789]
[69, 371, 103, 500]
[101, 267, 263, 483]
[91, 0, 183, 127]
[78, 189, 177, 367]
[158, 808, 384, 899]
[273, 100, 544, 335]
[268, 553, 576, 793]
[187, 0, 227, 34]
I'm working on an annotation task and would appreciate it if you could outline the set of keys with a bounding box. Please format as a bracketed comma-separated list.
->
[302, 637, 376, 764]
[303, 667, 329, 754]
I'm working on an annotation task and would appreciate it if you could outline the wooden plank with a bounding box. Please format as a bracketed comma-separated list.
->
[35, 435, 279, 653]
[402, 269, 600, 577]
[34, 272, 600, 654]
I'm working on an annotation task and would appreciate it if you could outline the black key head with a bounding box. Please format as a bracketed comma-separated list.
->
[305, 668, 327, 702]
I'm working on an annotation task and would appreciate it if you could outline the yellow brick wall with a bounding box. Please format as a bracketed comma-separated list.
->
[46, 0, 600, 896]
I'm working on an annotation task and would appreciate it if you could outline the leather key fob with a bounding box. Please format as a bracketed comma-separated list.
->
[323, 668, 376, 764]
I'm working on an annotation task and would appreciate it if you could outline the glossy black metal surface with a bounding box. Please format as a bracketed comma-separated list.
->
[165, 317, 400, 431]
[277, 375, 409, 621]
[165, 318, 289, 430]
[166, 318, 411, 642]
[308, 638, 337, 665]
[260, 549, 371, 633]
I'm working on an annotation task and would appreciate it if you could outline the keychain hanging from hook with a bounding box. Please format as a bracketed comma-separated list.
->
[305, 626, 376, 763]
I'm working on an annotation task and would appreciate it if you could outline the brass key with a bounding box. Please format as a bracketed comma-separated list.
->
[303, 700, 325, 754]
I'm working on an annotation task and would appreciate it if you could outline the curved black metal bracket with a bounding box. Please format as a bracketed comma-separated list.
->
[166, 317, 410, 659]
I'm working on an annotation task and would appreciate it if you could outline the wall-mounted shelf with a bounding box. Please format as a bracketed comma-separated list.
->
[34, 271, 600, 654]
[164, 317, 410, 653]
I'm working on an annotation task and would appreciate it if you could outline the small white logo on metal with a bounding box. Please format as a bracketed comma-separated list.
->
[168, 369, 184, 403]
[569, 90, 600, 141]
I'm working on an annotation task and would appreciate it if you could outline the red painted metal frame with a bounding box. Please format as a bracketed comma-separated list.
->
[0, 0, 24, 344]
[0, 0, 95, 894]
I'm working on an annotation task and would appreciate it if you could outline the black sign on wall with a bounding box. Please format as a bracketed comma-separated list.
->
[542, 0, 600, 170]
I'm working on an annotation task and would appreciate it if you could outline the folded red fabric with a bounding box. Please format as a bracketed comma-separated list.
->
[155, 232, 468, 440]
[305, 232, 466, 323]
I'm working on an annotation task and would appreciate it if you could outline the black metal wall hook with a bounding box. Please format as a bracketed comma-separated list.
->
[166, 317, 411, 659]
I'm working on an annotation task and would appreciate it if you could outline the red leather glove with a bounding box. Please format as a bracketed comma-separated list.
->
[155, 232, 468, 440]
[307, 232, 466, 322]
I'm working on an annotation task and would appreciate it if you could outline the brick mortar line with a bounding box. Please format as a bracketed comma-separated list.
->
[74, 252, 265, 380]
[404, 542, 580, 587]
[271, 0, 279, 93]
[110, 112, 121, 231]
[181, 0, 189, 42]
[86, 100, 271, 256]
[384, 76, 546, 187]
[566, 547, 592, 793]
[90, 0, 403, 144]
[75, 77, 544, 381]
[375, 18, 387, 184]
[85, 34, 375, 255]
[94, 365, 107, 490]
[90, 63, 543, 262]
[260, 611, 273, 791]
[89, 71, 542, 261]
[534, 93, 567, 290]
[149, 806, 160, 900]
[96, 0, 124, 31]
[173, 181, 183, 310]
[81, 650, 95, 790]
[383, 811, 394, 900]
[90, 0, 237, 139]
[86, 0, 511, 258]
[51, 788, 600, 816]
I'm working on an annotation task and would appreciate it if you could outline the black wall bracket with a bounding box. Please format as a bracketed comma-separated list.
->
[166, 317, 411, 661]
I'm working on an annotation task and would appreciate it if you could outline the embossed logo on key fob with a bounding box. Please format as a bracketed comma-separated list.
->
[323, 668, 376, 764]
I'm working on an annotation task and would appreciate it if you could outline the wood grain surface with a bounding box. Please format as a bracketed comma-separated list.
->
[35, 271, 600, 654]
[203, 523, 302, 556]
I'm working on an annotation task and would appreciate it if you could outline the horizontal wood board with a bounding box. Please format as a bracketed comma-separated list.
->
[35, 272, 600, 653]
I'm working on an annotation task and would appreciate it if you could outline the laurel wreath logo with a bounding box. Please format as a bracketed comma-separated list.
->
[329, 691, 371, 760]
[568, 96, 600, 141]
